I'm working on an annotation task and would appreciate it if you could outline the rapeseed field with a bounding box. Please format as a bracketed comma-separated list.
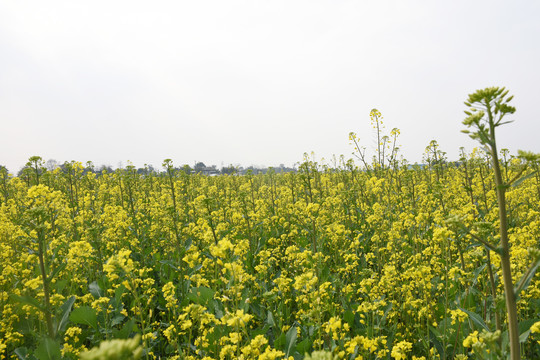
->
[1, 88, 539, 359]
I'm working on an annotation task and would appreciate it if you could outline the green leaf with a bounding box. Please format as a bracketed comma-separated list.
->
[502, 328, 509, 350]
[514, 257, 540, 300]
[518, 319, 539, 343]
[10, 294, 45, 313]
[251, 324, 271, 337]
[52, 279, 68, 294]
[14, 347, 37, 360]
[381, 302, 393, 324]
[47, 263, 66, 284]
[267, 310, 276, 328]
[343, 310, 354, 327]
[111, 314, 126, 327]
[274, 332, 286, 350]
[69, 306, 98, 329]
[519, 329, 531, 343]
[511, 171, 537, 188]
[285, 326, 297, 357]
[55, 296, 76, 336]
[296, 337, 311, 355]
[205, 323, 226, 345]
[34, 338, 61, 360]
[159, 260, 181, 272]
[184, 237, 192, 252]
[188, 286, 215, 306]
[114, 284, 126, 305]
[187, 264, 202, 276]
[459, 307, 490, 332]
[89, 281, 103, 298]
[471, 264, 487, 287]
[476, 130, 492, 146]
[429, 326, 445, 359]
[113, 318, 135, 339]
[495, 120, 514, 127]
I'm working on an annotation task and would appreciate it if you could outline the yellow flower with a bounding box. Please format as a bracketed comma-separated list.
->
[463, 331, 480, 348]
[391, 341, 412, 360]
[162, 281, 177, 309]
[259, 346, 285, 360]
[449, 309, 468, 325]
[24, 277, 41, 290]
[163, 325, 176, 343]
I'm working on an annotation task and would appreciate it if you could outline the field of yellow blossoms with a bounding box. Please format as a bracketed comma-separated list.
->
[1, 151, 539, 359]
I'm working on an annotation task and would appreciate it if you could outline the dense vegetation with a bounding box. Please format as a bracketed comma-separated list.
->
[1, 88, 539, 359]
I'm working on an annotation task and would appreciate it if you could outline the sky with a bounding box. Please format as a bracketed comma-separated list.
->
[1, 1, 539, 173]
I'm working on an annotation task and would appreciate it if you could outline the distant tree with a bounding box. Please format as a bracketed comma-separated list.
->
[221, 165, 237, 175]
[98, 165, 114, 174]
[180, 165, 193, 175]
[45, 159, 60, 171]
[85, 161, 96, 174]
[137, 164, 155, 175]
[194, 162, 207, 173]
[246, 165, 266, 175]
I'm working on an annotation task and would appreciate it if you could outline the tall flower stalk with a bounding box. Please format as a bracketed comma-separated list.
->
[462, 86, 538, 359]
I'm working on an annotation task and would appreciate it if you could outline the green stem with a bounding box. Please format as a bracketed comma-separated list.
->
[38, 230, 54, 338]
[486, 248, 501, 332]
[487, 107, 520, 359]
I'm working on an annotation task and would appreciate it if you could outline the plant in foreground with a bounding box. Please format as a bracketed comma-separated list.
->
[80, 334, 142, 360]
[462, 86, 540, 359]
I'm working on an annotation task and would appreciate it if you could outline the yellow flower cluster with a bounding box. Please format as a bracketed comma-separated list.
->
[449, 309, 468, 325]
[391, 340, 412, 360]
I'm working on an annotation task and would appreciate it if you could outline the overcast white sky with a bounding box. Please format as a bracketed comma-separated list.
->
[1, 1, 539, 173]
